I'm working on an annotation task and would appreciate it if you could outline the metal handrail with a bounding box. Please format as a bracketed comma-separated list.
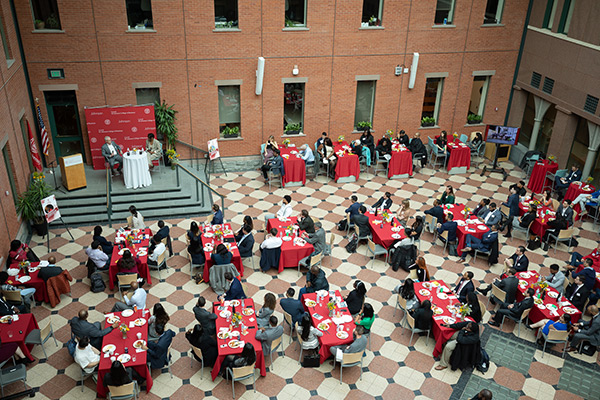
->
[175, 163, 225, 212]
[106, 168, 113, 227]
[175, 139, 209, 171]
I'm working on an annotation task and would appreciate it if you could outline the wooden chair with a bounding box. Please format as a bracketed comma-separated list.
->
[24, 319, 57, 360]
[282, 310, 295, 345]
[189, 345, 204, 379]
[226, 363, 256, 399]
[149, 250, 168, 280]
[354, 225, 370, 242]
[324, 233, 335, 267]
[424, 214, 437, 237]
[499, 204, 511, 220]
[126, 216, 133, 228]
[537, 325, 570, 358]
[299, 252, 322, 277]
[117, 273, 138, 302]
[500, 307, 531, 337]
[548, 228, 575, 254]
[551, 199, 560, 211]
[107, 381, 139, 400]
[188, 250, 205, 280]
[393, 293, 407, 320]
[345, 213, 354, 238]
[511, 219, 534, 243]
[334, 351, 364, 384]
[267, 335, 283, 369]
[478, 299, 487, 320]
[403, 311, 430, 346]
[366, 238, 388, 267]
[3, 290, 22, 304]
[487, 285, 506, 309]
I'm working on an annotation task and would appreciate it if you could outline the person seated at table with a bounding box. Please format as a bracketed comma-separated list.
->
[408, 132, 427, 168]
[37, 256, 64, 281]
[478, 268, 519, 305]
[298, 314, 323, 351]
[345, 280, 367, 316]
[395, 129, 409, 146]
[467, 131, 483, 150]
[435, 130, 448, 152]
[345, 195, 362, 219]
[574, 189, 600, 218]
[0, 294, 26, 315]
[8, 239, 39, 265]
[111, 281, 147, 312]
[393, 278, 420, 311]
[410, 300, 433, 330]
[565, 276, 591, 312]
[186, 323, 217, 367]
[237, 216, 254, 236]
[299, 222, 326, 270]
[235, 225, 255, 258]
[504, 203, 537, 239]
[455, 272, 475, 303]
[145, 133, 162, 169]
[436, 212, 457, 245]
[567, 305, 600, 352]
[257, 293, 276, 328]
[500, 186, 520, 231]
[541, 213, 570, 251]
[397, 199, 415, 226]
[568, 242, 600, 270]
[86, 241, 110, 271]
[147, 234, 167, 268]
[219, 342, 257, 378]
[298, 265, 329, 298]
[101, 136, 123, 176]
[300, 144, 314, 163]
[479, 202, 501, 228]
[297, 209, 315, 234]
[93, 225, 113, 256]
[127, 206, 145, 230]
[504, 246, 529, 273]
[373, 192, 393, 210]
[318, 137, 334, 160]
[392, 228, 414, 249]
[440, 185, 455, 205]
[424, 199, 444, 223]
[256, 315, 284, 357]
[155, 220, 173, 257]
[488, 287, 534, 327]
[330, 325, 367, 362]
[187, 222, 205, 267]
[103, 360, 144, 389]
[263, 135, 279, 162]
[459, 224, 499, 264]
[466, 292, 483, 323]
[141, 324, 176, 369]
[260, 228, 283, 251]
[407, 257, 430, 282]
[148, 303, 170, 341]
[555, 199, 574, 227]
[543, 264, 566, 294]
[193, 296, 217, 336]
[375, 136, 392, 159]
[116, 249, 140, 276]
[434, 321, 479, 371]
[218, 272, 246, 301]
[352, 206, 371, 239]
[529, 313, 571, 345]
[355, 303, 375, 333]
[555, 163, 582, 201]
[211, 203, 224, 225]
[539, 189, 554, 208]
[69, 309, 118, 351]
[509, 181, 527, 197]
[280, 288, 305, 325]
[472, 198, 490, 219]
[264, 195, 293, 223]
[211, 244, 233, 265]
[74, 336, 100, 375]
[350, 139, 363, 157]
[315, 131, 328, 151]
[0, 271, 36, 310]
[409, 216, 424, 241]
[360, 128, 375, 162]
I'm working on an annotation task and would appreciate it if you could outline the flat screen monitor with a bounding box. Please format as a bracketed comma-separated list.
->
[484, 125, 520, 146]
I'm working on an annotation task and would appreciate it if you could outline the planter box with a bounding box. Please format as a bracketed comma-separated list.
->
[421, 122, 435, 127]
[284, 130, 300, 135]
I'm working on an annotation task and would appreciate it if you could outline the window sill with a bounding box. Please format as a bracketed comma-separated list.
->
[359, 26, 384, 30]
[126, 28, 157, 33]
[419, 125, 440, 130]
[213, 28, 241, 32]
[218, 137, 243, 141]
[6, 59, 15, 69]
[464, 123, 486, 127]
[282, 27, 309, 31]
[31, 29, 65, 34]
[431, 24, 456, 28]
[481, 23, 505, 28]
[281, 133, 306, 137]
[352, 130, 374, 134]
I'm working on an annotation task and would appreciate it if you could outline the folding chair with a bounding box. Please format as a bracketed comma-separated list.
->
[365, 238, 388, 267]
[227, 363, 256, 399]
[117, 273, 138, 301]
[267, 335, 283, 369]
[500, 307, 531, 338]
[0, 359, 28, 397]
[24, 319, 58, 360]
[188, 251, 205, 280]
[189, 345, 204, 379]
[547, 228, 575, 255]
[334, 351, 364, 384]
[403, 312, 430, 346]
[148, 251, 168, 280]
[373, 151, 388, 177]
[536, 325, 569, 358]
[107, 381, 139, 400]
[298, 252, 322, 277]
[486, 285, 506, 309]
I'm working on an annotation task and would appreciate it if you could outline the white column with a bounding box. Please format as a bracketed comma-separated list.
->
[528, 96, 551, 151]
[581, 122, 600, 180]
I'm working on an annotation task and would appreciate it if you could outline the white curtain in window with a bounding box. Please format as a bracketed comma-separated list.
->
[218, 86, 241, 124]
[354, 81, 375, 125]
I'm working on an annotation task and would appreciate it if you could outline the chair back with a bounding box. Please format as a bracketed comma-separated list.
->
[161, 237, 167, 246]
[296, 323, 305, 345]
[346, 213, 351, 226]
[478, 300, 487, 318]
[126, 216, 133, 227]
[424, 214, 436, 232]
[500, 204, 510, 217]
[405, 311, 416, 329]
[557, 228, 573, 240]
[191, 345, 203, 361]
[40, 320, 52, 341]
[3, 290, 21, 303]
[397, 293, 407, 309]
[233, 363, 256, 379]
[157, 250, 167, 265]
[107, 382, 136, 397]
[367, 238, 377, 252]
[118, 273, 138, 287]
[270, 335, 282, 353]
[342, 351, 363, 365]
[329, 232, 335, 247]
[521, 307, 531, 320]
[283, 310, 293, 327]
[546, 326, 569, 342]
[551, 199, 560, 211]
[491, 285, 507, 302]
[354, 225, 360, 236]
[310, 252, 323, 267]
[470, 131, 482, 141]
[440, 230, 448, 241]
[459, 134, 468, 143]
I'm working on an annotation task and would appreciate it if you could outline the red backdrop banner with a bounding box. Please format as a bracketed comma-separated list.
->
[85, 105, 156, 170]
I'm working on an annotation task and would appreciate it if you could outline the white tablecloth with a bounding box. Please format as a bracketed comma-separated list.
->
[123, 151, 152, 189]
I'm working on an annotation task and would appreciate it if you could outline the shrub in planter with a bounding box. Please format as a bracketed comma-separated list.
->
[284, 123, 302, 135]
[356, 121, 372, 131]
[222, 126, 240, 138]
[16, 173, 53, 236]
[421, 116, 436, 127]
[467, 114, 483, 124]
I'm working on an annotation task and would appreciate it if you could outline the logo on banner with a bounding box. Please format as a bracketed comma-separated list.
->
[41, 195, 61, 224]
[91, 137, 97, 143]
[132, 127, 138, 132]
[104, 119, 111, 125]
[144, 108, 151, 114]
[208, 139, 220, 161]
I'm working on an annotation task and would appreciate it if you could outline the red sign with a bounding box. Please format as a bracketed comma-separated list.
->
[85, 105, 156, 170]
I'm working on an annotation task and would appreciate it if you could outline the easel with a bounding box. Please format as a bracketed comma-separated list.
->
[480, 143, 508, 181]
[204, 155, 228, 176]
[46, 217, 74, 252]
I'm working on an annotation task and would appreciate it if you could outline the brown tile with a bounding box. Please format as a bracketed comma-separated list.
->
[383, 383, 415, 399]
[528, 361, 561, 385]
[493, 366, 526, 391]
[366, 353, 399, 378]
[420, 377, 454, 399]
[553, 390, 585, 400]
[404, 350, 435, 373]
[39, 371, 77, 398]
[290, 366, 325, 391]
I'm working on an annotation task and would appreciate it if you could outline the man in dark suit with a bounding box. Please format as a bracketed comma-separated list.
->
[255, 315, 284, 357]
[556, 164, 582, 201]
[455, 271, 475, 303]
[565, 276, 591, 312]
[555, 200, 574, 227]
[280, 288, 305, 325]
[479, 268, 519, 305]
[479, 202, 502, 228]
[298, 265, 329, 298]
[101, 136, 123, 176]
[261, 148, 284, 180]
[459, 224, 499, 263]
[571, 258, 597, 291]
[505, 203, 537, 238]
[489, 287, 535, 327]
[436, 212, 458, 244]
[509, 181, 527, 197]
[211, 204, 224, 225]
[504, 246, 529, 273]
[345, 195, 362, 218]
[0, 296, 24, 316]
[37, 256, 64, 281]
[235, 224, 255, 258]
[155, 220, 173, 257]
[297, 209, 315, 234]
[373, 192, 393, 210]
[568, 305, 600, 352]
[424, 199, 444, 223]
[142, 324, 176, 369]
[193, 296, 217, 336]
[69, 309, 118, 350]
[352, 205, 371, 238]
[501, 187, 520, 232]
[219, 272, 246, 301]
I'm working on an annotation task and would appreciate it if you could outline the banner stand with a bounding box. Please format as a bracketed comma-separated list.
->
[204, 157, 228, 176]
[46, 217, 74, 252]
[205, 138, 228, 176]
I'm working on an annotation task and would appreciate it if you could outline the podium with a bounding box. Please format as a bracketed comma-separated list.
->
[59, 153, 87, 190]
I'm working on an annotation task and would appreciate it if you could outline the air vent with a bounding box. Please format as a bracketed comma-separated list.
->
[531, 72, 541, 88]
[542, 77, 554, 94]
[584, 95, 599, 114]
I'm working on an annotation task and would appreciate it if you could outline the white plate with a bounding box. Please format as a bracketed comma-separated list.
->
[117, 354, 131, 363]
[133, 340, 146, 349]
[7, 268, 19, 276]
[203, 247, 213, 252]
[118, 249, 126, 256]
[547, 291, 559, 298]
[17, 276, 31, 283]
[121, 309, 134, 318]
[228, 340, 243, 349]
[28, 267, 39, 273]
[477, 225, 487, 231]
[391, 233, 401, 239]
[437, 292, 448, 299]
[220, 310, 232, 318]
[419, 289, 430, 296]
[282, 236, 292, 241]
[0, 316, 13, 324]
[106, 316, 120, 324]
[133, 318, 146, 326]
[304, 300, 317, 307]
[336, 331, 349, 339]
[38, 261, 49, 267]
[102, 344, 116, 353]
[204, 233, 214, 238]
[442, 316, 456, 324]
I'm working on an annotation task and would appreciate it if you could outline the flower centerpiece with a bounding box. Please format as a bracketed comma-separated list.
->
[386, 129, 394, 138]
[282, 138, 291, 148]
[166, 149, 180, 170]
[548, 155, 556, 162]
[462, 206, 471, 217]
[381, 209, 390, 222]
[231, 311, 243, 328]
[587, 176, 594, 184]
[119, 323, 129, 339]
[214, 226, 224, 241]
[327, 300, 336, 317]
[458, 303, 472, 321]
[338, 135, 345, 144]
[285, 225, 294, 236]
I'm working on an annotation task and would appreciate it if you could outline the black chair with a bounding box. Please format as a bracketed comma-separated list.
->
[259, 247, 281, 272]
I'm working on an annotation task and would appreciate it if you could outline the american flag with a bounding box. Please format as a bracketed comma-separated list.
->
[36, 102, 49, 156]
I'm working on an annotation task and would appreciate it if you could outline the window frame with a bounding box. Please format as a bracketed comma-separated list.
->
[285, 0, 307, 28]
[542, 0, 557, 29]
[0, 12, 12, 64]
[125, 0, 154, 31]
[283, 82, 305, 135]
[30, 0, 62, 30]
[214, 0, 239, 29]
[421, 77, 445, 126]
[361, 0, 384, 27]
[483, 0, 505, 25]
[467, 75, 491, 121]
[135, 87, 161, 106]
[218, 85, 242, 138]
[557, 0, 575, 34]
[434, 0, 456, 25]
[353, 80, 377, 130]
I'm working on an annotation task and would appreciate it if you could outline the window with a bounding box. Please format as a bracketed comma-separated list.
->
[557, 0, 575, 34]
[434, 0, 455, 25]
[135, 88, 160, 106]
[542, 0, 558, 29]
[218, 86, 241, 138]
[215, 0, 238, 29]
[126, 0, 153, 30]
[361, 0, 383, 27]
[483, 0, 504, 24]
[518, 93, 556, 151]
[421, 78, 444, 126]
[0, 13, 12, 62]
[283, 83, 304, 134]
[31, 0, 61, 30]
[285, 0, 307, 28]
[354, 81, 376, 129]
[468, 76, 490, 122]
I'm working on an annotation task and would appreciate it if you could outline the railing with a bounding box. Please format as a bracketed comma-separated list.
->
[175, 139, 209, 172]
[106, 168, 113, 228]
[175, 163, 225, 212]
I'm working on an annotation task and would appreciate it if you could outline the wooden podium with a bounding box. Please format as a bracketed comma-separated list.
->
[59, 153, 87, 190]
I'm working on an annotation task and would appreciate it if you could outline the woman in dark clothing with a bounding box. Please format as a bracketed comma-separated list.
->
[148, 303, 170, 340]
[103, 360, 144, 387]
[360, 128, 375, 162]
[435, 130, 448, 152]
[375, 136, 392, 158]
[237, 216, 254, 236]
[410, 300, 433, 330]
[409, 257, 430, 282]
[410, 216, 424, 240]
[187, 222, 205, 265]
[186, 324, 218, 367]
[116, 250, 140, 274]
[211, 243, 233, 265]
[93, 226, 114, 255]
[345, 280, 367, 315]
[219, 343, 256, 377]
[466, 292, 482, 324]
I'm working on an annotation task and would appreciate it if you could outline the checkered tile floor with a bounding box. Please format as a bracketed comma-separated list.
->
[9, 161, 600, 399]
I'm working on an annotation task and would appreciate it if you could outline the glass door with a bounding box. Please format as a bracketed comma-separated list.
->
[44, 90, 85, 161]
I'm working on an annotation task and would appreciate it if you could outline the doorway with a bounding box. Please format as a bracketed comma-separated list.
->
[44, 90, 85, 161]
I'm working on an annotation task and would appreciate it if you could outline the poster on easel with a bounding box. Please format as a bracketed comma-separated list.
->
[41, 195, 61, 223]
[208, 139, 220, 160]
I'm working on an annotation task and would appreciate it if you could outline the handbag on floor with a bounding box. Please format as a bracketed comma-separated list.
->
[302, 352, 320, 368]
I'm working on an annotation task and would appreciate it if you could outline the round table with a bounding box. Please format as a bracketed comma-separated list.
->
[527, 160, 557, 194]
[123, 151, 152, 189]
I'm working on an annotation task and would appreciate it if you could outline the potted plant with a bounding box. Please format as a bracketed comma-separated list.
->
[45, 13, 60, 29]
[34, 19, 45, 29]
[154, 101, 178, 154]
[368, 16, 379, 26]
[222, 126, 240, 138]
[284, 123, 302, 135]
[467, 114, 483, 124]
[356, 121, 372, 131]
[421, 116, 436, 127]
[16, 172, 53, 236]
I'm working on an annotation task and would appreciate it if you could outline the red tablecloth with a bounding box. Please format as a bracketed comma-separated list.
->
[109, 229, 152, 290]
[565, 182, 596, 217]
[527, 160, 558, 194]
[210, 299, 266, 381]
[0, 314, 38, 361]
[365, 211, 405, 248]
[388, 144, 413, 178]
[333, 142, 360, 182]
[266, 217, 314, 272]
[414, 281, 471, 358]
[518, 199, 554, 238]
[447, 142, 471, 171]
[574, 264, 600, 290]
[201, 224, 243, 283]
[515, 271, 581, 324]
[279, 146, 306, 185]
[97, 309, 153, 397]
[301, 291, 356, 364]
[444, 204, 490, 256]
[6, 263, 49, 304]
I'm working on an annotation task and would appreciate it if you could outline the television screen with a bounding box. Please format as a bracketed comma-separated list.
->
[484, 125, 520, 146]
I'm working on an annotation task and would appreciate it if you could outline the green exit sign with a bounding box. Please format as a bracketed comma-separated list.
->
[47, 69, 64, 79]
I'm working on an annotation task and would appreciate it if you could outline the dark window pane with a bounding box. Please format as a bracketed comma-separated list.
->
[31, 0, 61, 30]
[126, 0, 153, 29]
